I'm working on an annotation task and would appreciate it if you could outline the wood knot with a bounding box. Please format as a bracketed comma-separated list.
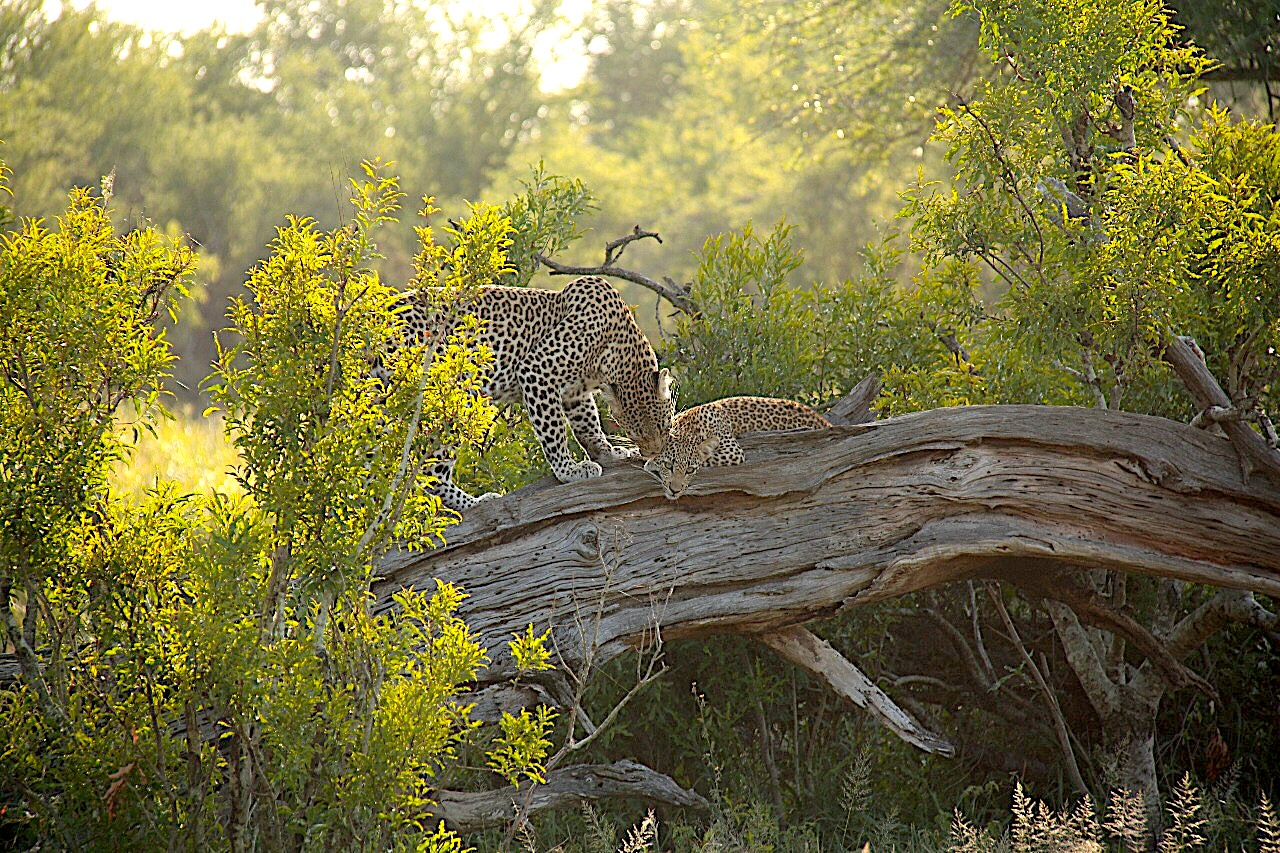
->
[1112, 456, 1178, 487]
[570, 524, 600, 562]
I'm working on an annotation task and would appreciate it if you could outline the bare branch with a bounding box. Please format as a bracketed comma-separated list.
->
[553, 659, 667, 764]
[822, 373, 881, 426]
[534, 226, 699, 316]
[1165, 588, 1279, 661]
[603, 226, 662, 267]
[1164, 335, 1280, 484]
[987, 586, 1089, 794]
[758, 625, 955, 756]
[954, 94, 1055, 268]
[922, 606, 998, 693]
[967, 581, 997, 685]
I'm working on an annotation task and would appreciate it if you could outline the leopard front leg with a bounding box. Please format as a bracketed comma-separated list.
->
[517, 370, 602, 482]
[566, 396, 639, 463]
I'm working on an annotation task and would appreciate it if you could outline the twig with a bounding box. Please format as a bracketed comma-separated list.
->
[967, 581, 997, 684]
[1189, 405, 1245, 430]
[953, 94, 1055, 267]
[889, 673, 956, 691]
[557, 659, 667, 761]
[603, 226, 661, 266]
[923, 606, 996, 693]
[986, 584, 1089, 795]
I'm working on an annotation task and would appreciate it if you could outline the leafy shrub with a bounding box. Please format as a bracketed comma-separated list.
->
[0, 161, 557, 849]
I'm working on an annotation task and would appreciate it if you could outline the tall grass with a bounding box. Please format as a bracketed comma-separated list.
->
[111, 407, 241, 497]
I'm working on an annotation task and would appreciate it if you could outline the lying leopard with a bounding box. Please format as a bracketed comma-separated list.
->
[644, 396, 831, 499]
[380, 276, 674, 510]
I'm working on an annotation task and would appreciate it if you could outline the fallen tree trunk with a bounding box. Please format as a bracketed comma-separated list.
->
[383, 403, 1280, 829]
[375, 403, 1280, 680]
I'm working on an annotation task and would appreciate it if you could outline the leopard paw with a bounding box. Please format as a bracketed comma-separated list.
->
[557, 460, 603, 482]
[602, 444, 641, 461]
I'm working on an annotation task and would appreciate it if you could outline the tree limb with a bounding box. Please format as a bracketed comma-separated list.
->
[1165, 588, 1278, 661]
[1012, 571, 1219, 700]
[1044, 600, 1121, 722]
[757, 625, 955, 756]
[822, 373, 881, 425]
[1163, 335, 1280, 484]
[987, 587, 1088, 794]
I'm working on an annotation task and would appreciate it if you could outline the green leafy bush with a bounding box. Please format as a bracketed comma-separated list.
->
[0, 160, 558, 850]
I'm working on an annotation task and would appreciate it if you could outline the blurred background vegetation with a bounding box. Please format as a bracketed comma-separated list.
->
[3, 0, 1279, 848]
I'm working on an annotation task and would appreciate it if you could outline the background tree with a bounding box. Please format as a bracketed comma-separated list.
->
[1174, 0, 1280, 120]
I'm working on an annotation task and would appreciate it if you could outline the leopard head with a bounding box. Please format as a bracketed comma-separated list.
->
[643, 432, 720, 499]
[606, 367, 675, 458]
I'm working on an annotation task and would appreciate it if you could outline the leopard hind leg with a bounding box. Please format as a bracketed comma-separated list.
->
[703, 436, 745, 467]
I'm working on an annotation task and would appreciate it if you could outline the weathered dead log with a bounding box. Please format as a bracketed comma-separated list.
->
[383, 401, 1280, 827]
[366, 403, 1280, 824]
[374, 404, 1280, 692]
[431, 760, 710, 830]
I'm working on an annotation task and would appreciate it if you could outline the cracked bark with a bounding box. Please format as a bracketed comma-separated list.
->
[374, 405, 1280, 682]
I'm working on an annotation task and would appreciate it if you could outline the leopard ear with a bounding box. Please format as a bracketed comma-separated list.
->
[655, 368, 673, 401]
[696, 435, 721, 460]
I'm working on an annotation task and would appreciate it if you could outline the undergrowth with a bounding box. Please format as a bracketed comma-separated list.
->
[504, 776, 1280, 852]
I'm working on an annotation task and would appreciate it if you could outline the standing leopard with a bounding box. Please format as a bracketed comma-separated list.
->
[644, 396, 830, 499]
[381, 276, 674, 510]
